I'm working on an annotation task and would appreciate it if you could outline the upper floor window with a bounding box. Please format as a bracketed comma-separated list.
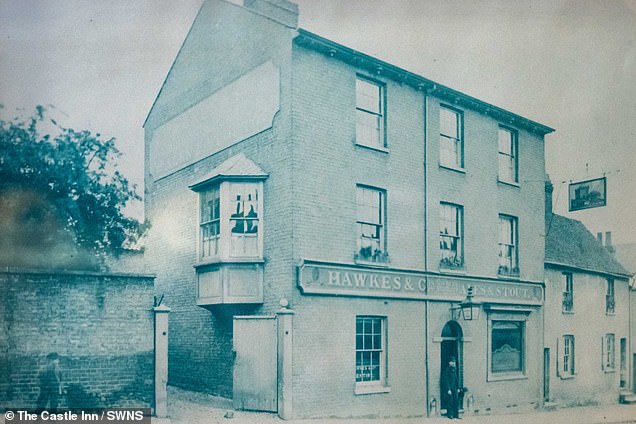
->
[440, 106, 463, 169]
[439, 203, 463, 269]
[497, 215, 518, 276]
[196, 181, 264, 261]
[563, 273, 574, 313]
[561, 335, 575, 377]
[356, 76, 385, 149]
[606, 279, 615, 314]
[498, 127, 518, 184]
[200, 188, 221, 258]
[355, 185, 388, 264]
[229, 184, 260, 257]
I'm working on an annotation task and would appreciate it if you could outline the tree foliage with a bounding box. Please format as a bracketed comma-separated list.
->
[0, 106, 145, 269]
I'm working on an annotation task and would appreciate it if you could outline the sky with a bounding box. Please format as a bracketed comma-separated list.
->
[1, 0, 635, 244]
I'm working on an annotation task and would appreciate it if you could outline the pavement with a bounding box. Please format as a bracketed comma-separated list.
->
[158, 386, 636, 424]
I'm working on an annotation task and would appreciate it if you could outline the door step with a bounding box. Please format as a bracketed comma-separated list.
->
[543, 402, 559, 411]
[619, 392, 636, 404]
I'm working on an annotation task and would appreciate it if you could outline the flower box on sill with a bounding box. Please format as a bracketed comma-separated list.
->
[497, 265, 519, 278]
[440, 256, 464, 270]
[354, 247, 390, 265]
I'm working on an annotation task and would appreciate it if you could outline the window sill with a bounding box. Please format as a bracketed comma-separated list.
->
[355, 142, 389, 154]
[194, 257, 265, 269]
[497, 273, 520, 280]
[562, 310, 575, 315]
[497, 179, 520, 188]
[354, 384, 391, 395]
[439, 164, 466, 174]
[606, 312, 616, 316]
[354, 259, 390, 269]
[439, 267, 466, 275]
[604, 369, 616, 374]
[487, 373, 527, 382]
[559, 374, 575, 380]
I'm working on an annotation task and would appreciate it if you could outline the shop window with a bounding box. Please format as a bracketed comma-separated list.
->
[440, 106, 463, 169]
[439, 203, 463, 269]
[356, 76, 385, 149]
[606, 279, 615, 315]
[200, 187, 221, 258]
[355, 185, 388, 264]
[498, 126, 518, 184]
[355, 316, 387, 389]
[562, 273, 574, 313]
[603, 333, 615, 371]
[491, 320, 525, 374]
[498, 215, 518, 276]
[560, 335, 575, 377]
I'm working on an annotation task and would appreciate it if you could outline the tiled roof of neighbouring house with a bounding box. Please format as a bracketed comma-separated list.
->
[545, 213, 631, 278]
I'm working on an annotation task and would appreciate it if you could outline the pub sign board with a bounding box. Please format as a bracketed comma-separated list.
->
[568, 176, 606, 212]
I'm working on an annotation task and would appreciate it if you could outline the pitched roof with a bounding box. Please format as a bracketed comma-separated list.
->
[545, 213, 631, 278]
[189, 153, 268, 191]
[294, 29, 555, 136]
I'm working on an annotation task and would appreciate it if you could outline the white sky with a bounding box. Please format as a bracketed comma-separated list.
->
[1, 0, 635, 243]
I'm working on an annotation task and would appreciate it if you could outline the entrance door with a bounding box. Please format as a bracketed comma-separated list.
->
[620, 338, 627, 388]
[440, 321, 463, 412]
[233, 315, 277, 412]
[543, 348, 550, 402]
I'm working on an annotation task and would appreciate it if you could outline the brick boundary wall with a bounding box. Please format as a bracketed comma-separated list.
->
[0, 269, 155, 409]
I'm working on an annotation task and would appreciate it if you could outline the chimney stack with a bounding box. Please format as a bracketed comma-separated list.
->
[605, 231, 615, 254]
[545, 176, 554, 217]
[244, 0, 299, 28]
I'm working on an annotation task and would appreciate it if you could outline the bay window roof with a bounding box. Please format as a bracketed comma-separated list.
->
[189, 153, 268, 192]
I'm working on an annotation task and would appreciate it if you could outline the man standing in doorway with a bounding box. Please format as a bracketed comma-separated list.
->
[442, 357, 460, 419]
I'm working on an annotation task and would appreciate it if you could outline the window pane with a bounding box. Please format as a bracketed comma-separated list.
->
[356, 78, 381, 113]
[440, 107, 458, 138]
[498, 128, 512, 154]
[356, 317, 384, 383]
[492, 321, 523, 372]
[356, 110, 382, 147]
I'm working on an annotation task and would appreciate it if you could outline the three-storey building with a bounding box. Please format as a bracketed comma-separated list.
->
[144, 0, 554, 418]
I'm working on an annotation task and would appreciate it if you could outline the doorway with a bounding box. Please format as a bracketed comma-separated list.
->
[543, 348, 550, 402]
[440, 321, 463, 412]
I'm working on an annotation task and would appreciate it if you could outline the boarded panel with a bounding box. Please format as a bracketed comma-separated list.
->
[233, 316, 277, 412]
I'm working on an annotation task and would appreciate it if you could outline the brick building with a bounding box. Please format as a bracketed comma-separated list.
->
[144, 0, 555, 418]
[543, 184, 632, 406]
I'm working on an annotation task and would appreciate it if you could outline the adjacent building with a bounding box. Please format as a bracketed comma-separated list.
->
[543, 183, 631, 406]
[142, 0, 601, 419]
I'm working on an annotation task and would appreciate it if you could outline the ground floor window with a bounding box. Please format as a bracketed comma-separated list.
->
[491, 320, 525, 374]
[561, 335, 575, 377]
[603, 333, 615, 371]
[355, 316, 386, 387]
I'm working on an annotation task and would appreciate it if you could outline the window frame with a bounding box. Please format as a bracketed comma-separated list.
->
[498, 126, 519, 184]
[355, 315, 390, 394]
[487, 316, 527, 381]
[439, 105, 464, 170]
[196, 180, 264, 263]
[606, 279, 615, 315]
[355, 75, 386, 150]
[355, 185, 388, 264]
[497, 214, 519, 276]
[199, 186, 221, 260]
[603, 333, 616, 372]
[561, 334, 576, 378]
[562, 272, 574, 313]
[439, 202, 464, 269]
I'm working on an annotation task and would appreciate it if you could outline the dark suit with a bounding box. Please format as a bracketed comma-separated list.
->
[442, 364, 459, 419]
